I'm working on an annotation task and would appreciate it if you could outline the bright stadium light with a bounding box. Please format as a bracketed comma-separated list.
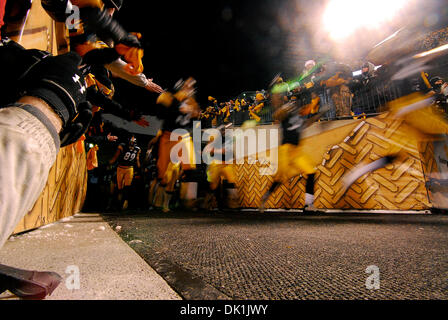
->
[323, 0, 409, 40]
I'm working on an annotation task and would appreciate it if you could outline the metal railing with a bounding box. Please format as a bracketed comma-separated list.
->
[201, 79, 408, 128]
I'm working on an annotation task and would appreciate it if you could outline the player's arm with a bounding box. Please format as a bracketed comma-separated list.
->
[109, 145, 123, 165]
[78, 7, 141, 48]
[144, 148, 152, 163]
[105, 59, 163, 93]
[87, 87, 131, 120]
[43, 0, 139, 48]
[0, 43, 92, 147]
[17, 96, 63, 133]
[136, 149, 141, 169]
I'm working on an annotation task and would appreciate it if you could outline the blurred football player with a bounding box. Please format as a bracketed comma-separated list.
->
[155, 78, 200, 212]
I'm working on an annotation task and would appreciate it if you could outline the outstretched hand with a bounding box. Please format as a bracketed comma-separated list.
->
[107, 132, 118, 142]
[145, 79, 164, 93]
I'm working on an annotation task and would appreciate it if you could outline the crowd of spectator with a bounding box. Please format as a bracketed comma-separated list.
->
[200, 55, 448, 128]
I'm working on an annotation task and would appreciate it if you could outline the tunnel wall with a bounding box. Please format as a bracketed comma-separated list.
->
[232, 113, 444, 212]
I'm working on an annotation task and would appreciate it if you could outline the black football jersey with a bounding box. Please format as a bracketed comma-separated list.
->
[118, 143, 140, 167]
[281, 110, 305, 146]
[161, 102, 194, 132]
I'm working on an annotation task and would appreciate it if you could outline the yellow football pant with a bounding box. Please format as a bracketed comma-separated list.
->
[207, 162, 236, 191]
[273, 144, 315, 184]
[163, 162, 181, 193]
[117, 166, 134, 190]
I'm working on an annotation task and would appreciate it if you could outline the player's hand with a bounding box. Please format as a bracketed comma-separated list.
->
[107, 132, 118, 142]
[145, 79, 164, 93]
[59, 101, 93, 146]
[118, 33, 141, 48]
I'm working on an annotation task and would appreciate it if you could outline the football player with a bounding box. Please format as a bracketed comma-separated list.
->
[109, 135, 141, 210]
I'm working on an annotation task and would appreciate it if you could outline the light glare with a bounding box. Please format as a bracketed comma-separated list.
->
[323, 0, 408, 40]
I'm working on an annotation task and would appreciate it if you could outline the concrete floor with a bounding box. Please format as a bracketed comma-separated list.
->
[0, 213, 181, 300]
[3, 210, 448, 300]
[104, 210, 448, 300]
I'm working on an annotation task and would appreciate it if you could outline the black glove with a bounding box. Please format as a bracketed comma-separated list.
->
[118, 34, 141, 48]
[1, 41, 86, 123]
[59, 101, 93, 147]
[21, 51, 88, 126]
[82, 47, 121, 66]
[0, 41, 92, 147]
[86, 87, 135, 121]
[0, 41, 50, 106]
[80, 7, 141, 48]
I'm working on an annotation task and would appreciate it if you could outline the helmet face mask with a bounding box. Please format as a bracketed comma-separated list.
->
[442, 83, 448, 96]
[129, 136, 137, 147]
[430, 77, 444, 92]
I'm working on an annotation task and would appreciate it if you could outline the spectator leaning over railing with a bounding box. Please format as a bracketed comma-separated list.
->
[319, 62, 353, 118]
[42, 0, 164, 94]
[430, 76, 448, 114]
[0, 40, 91, 299]
[347, 61, 382, 115]
[248, 92, 265, 123]
[300, 60, 332, 119]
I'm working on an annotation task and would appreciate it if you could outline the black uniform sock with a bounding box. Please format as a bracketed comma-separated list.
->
[263, 181, 281, 202]
[305, 174, 315, 195]
[215, 185, 224, 209]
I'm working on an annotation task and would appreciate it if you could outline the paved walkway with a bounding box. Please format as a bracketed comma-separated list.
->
[0, 213, 181, 300]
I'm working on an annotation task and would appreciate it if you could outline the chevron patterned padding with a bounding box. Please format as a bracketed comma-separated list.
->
[233, 113, 435, 211]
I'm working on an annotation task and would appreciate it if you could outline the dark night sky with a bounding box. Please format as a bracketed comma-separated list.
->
[113, 0, 323, 111]
[111, 0, 448, 114]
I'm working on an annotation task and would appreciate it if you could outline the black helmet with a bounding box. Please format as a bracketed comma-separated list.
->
[103, 0, 123, 11]
[430, 76, 444, 89]
[129, 135, 137, 146]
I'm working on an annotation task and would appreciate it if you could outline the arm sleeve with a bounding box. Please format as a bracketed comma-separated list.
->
[87, 87, 135, 121]
[82, 48, 120, 66]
